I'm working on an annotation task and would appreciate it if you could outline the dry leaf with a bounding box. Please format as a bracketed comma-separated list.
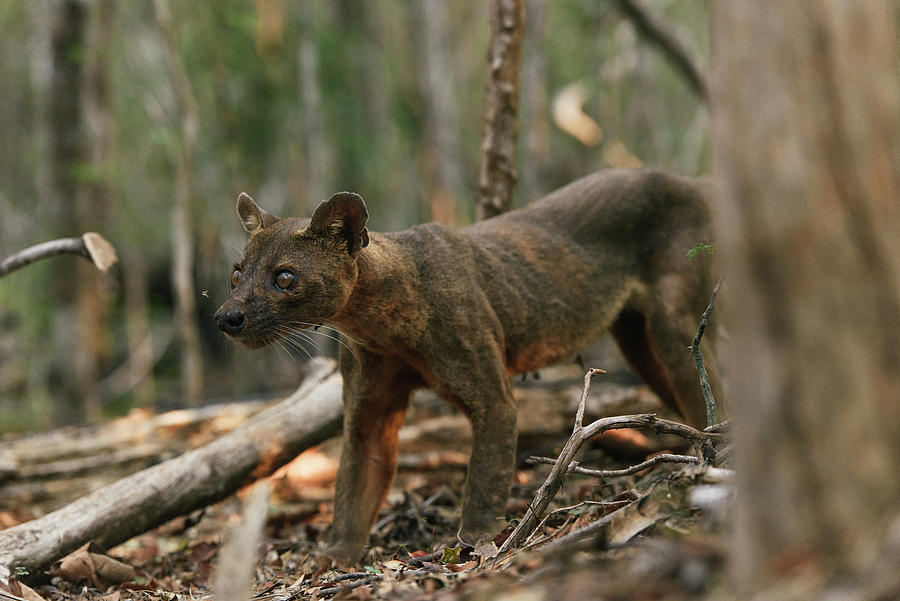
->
[0, 578, 46, 601]
[473, 542, 499, 561]
[446, 560, 478, 572]
[53, 542, 137, 588]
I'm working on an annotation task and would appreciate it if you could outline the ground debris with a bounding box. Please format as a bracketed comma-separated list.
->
[10, 368, 730, 600]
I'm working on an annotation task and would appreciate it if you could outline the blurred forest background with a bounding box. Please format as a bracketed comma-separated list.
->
[0, 0, 709, 432]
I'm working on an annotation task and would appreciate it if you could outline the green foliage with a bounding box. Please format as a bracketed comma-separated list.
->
[686, 242, 716, 261]
[439, 546, 461, 564]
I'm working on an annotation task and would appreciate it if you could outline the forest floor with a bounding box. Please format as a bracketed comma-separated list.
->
[1, 362, 732, 601]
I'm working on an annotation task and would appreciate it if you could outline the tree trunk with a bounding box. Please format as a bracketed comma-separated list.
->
[413, 0, 465, 226]
[296, 0, 330, 212]
[76, 0, 117, 420]
[121, 247, 157, 407]
[46, 0, 87, 425]
[519, 0, 549, 203]
[154, 0, 205, 404]
[476, 0, 525, 221]
[712, 2, 900, 595]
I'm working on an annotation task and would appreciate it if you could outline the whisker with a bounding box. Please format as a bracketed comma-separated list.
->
[279, 323, 360, 365]
[290, 329, 327, 356]
[271, 338, 298, 362]
[298, 328, 360, 364]
[274, 329, 313, 360]
[284, 320, 364, 346]
[280, 325, 325, 355]
[279, 329, 328, 361]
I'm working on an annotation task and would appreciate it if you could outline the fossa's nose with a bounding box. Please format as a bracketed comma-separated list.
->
[216, 308, 245, 335]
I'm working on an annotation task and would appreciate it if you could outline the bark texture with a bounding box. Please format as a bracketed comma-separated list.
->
[712, 1, 900, 593]
[476, 0, 524, 221]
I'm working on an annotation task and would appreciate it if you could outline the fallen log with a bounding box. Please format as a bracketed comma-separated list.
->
[0, 359, 342, 581]
[1, 400, 270, 478]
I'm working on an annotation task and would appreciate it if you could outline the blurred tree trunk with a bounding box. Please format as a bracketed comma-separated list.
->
[121, 247, 156, 407]
[76, 0, 117, 419]
[712, 2, 900, 596]
[154, 0, 204, 404]
[476, 0, 525, 220]
[46, 0, 112, 424]
[413, 0, 464, 226]
[47, 0, 86, 424]
[519, 0, 548, 203]
[476, 0, 524, 221]
[296, 0, 329, 212]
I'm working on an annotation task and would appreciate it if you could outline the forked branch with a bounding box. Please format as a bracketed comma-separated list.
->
[497, 369, 723, 554]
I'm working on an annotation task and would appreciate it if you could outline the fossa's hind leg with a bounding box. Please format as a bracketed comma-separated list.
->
[611, 286, 721, 428]
[610, 309, 687, 420]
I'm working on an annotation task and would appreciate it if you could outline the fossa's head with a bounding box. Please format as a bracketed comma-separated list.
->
[214, 192, 369, 348]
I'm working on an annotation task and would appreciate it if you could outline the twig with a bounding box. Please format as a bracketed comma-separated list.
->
[538, 502, 627, 557]
[316, 568, 432, 598]
[498, 403, 719, 554]
[0, 233, 118, 278]
[614, 0, 708, 101]
[407, 549, 443, 567]
[527, 453, 700, 479]
[704, 418, 730, 434]
[328, 572, 370, 584]
[574, 368, 606, 429]
[691, 277, 723, 427]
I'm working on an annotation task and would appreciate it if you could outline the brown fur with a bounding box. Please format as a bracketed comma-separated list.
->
[214, 168, 721, 560]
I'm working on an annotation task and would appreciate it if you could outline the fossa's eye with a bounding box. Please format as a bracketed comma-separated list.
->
[274, 270, 296, 292]
[230, 268, 242, 289]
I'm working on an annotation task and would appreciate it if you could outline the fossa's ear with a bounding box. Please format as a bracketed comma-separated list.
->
[236, 192, 280, 233]
[309, 192, 370, 254]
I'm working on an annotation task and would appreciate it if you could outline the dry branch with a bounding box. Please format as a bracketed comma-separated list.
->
[0, 359, 342, 580]
[691, 277, 723, 426]
[498, 369, 721, 553]
[526, 452, 700, 479]
[614, 0, 708, 101]
[0, 233, 117, 278]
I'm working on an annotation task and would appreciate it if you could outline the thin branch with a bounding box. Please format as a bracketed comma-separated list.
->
[498, 407, 719, 553]
[574, 368, 605, 429]
[0, 233, 118, 278]
[537, 502, 625, 557]
[527, 453, 700, 478]
[704, 418, 731, 434]
[614, 0, 708, 101]
[691, 277, 723, 427]
[316, 569, 433, 598]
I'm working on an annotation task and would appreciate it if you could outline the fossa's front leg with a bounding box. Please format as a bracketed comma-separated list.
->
[328, 350, 413, 560]
[458, 392, 517, 545]
[430, 340, 518, 546]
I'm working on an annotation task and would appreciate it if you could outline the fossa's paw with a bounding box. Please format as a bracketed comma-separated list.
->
[323, 540, 365, 564]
